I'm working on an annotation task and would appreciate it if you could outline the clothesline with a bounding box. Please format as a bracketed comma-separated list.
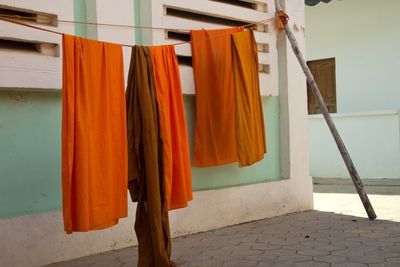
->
[0, 14, 275, 47]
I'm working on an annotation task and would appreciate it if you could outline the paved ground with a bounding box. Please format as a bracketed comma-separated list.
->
[47, 186, 400, 267]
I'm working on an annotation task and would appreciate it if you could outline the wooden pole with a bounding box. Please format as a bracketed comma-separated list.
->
[275, 0, 376, 220]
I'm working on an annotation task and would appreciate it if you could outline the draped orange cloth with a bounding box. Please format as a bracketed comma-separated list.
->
[190, 27, 243, 167]
[148, 45, 193, 210]
[62, 34, 128, 233]
[231, 30, 267, 166]
[275, 11, 289, 32]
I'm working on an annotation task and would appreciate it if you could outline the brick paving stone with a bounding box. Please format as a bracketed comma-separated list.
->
[230, 248, 263, 257]
[282, 244, 315, 251]
[331, 263, 368, 267]
[222, 260, 258, 266]
[297, 249, 329, 256]
[185, 259, 224, 267]
[278, 254, 312, 262]
[46, 193, 400, 267]
[386, 256, 400, 263]
[369, 263, 400, 267]
[348, 256, 386, 264]
[244, 252, 278, 261]
[313, 255, 348, 263]
[315, 244, 345, 251]
[293, 261, 330, 267]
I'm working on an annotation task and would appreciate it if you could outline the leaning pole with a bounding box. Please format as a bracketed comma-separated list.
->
[274, 0, 376, 220]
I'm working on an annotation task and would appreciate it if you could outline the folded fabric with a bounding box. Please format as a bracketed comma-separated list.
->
[148, 45, 193, 211]
[190, 27, 243, 167]
[62, 34, 128, 233]
[231, 30, 267, 166]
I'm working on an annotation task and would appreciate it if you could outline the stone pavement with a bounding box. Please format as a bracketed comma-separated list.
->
[47, 192, 400, 267]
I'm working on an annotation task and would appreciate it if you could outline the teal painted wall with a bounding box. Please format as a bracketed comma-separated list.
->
[187, 96, 281, 190]
[73, 0, 87, 37]
[0, 93, 280, 218]
[305, 0, 400, 113]
[0, 2, 281, 218]
[0, 91, 62, 218]
[134, 0, 142, 44]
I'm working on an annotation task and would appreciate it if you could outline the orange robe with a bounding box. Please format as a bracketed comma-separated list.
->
[231, 30, 267, 166]
[62, 34, 128, 233]
[190, 27, 243, 167]
[148, 45, 193, 210]
[126, 46, 174, 267]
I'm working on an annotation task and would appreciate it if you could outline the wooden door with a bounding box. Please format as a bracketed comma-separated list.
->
[307, 58, 336, 114]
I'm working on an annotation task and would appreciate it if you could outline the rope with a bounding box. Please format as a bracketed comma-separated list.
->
[0, 15, 275, 47]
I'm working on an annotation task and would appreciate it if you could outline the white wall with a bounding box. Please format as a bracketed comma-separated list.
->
[309, 110, 400, 179]
[306, 0, 400, 180]
[0, 0, 74, 90]
[305, 0, 400, 113]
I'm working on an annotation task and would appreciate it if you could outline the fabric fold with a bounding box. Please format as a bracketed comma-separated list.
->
[125, 46, 175, 267]
[148, 45, 193, 211]
[61, 34, 128, 233]
[190, 27, 244, 167]
[231, 30, 267, 166]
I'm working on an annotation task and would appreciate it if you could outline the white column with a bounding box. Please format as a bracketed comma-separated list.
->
[277, 0, 313, 205]
[85, 0, 135, 86]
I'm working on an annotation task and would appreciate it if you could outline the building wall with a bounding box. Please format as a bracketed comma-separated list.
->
[0, 0, 281, 219]
[0, 1, 313, 266]
[306, 0, 400, 179]
[305, 0, 400, 113]
[309, 111, 400, 179]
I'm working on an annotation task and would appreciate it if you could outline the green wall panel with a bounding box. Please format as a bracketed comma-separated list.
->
[186, 96, 281, 190]
[0, 91, 62, 218]
[134, 0, 142, 44]
[73, 0, 87, 37]
[0, 92, 280, 218]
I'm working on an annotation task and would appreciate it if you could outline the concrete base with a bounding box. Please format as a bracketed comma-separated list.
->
[313, 177, 400, 195]
[0, 178, 313, 267]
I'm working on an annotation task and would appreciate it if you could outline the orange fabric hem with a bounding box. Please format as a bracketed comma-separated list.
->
[193, 157, 238, 168]
[238, 154, 265, 168]
[65, 219, 123, 234]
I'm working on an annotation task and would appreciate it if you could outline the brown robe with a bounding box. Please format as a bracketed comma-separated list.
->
[125, 46, 175, 267]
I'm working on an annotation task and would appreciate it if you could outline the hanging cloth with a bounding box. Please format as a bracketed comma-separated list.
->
[61, 34, 128, 233]
[148, 45, 193, 211]
[190, 27, 244, 167]
[231, 30, 267, 166]
[125, 46, 175, 267]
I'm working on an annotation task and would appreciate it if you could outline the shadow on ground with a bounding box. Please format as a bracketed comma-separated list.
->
[46, 210, 400, 267]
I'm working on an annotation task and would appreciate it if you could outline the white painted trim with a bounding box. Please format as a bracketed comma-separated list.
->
[309, 109, 400, 119]
[0, 0, 74, 90]
[277, 0, 310, 183]
[85, 0, 135, 87]
[0, 177, 313, 267]
[141, 0, 278, 96]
